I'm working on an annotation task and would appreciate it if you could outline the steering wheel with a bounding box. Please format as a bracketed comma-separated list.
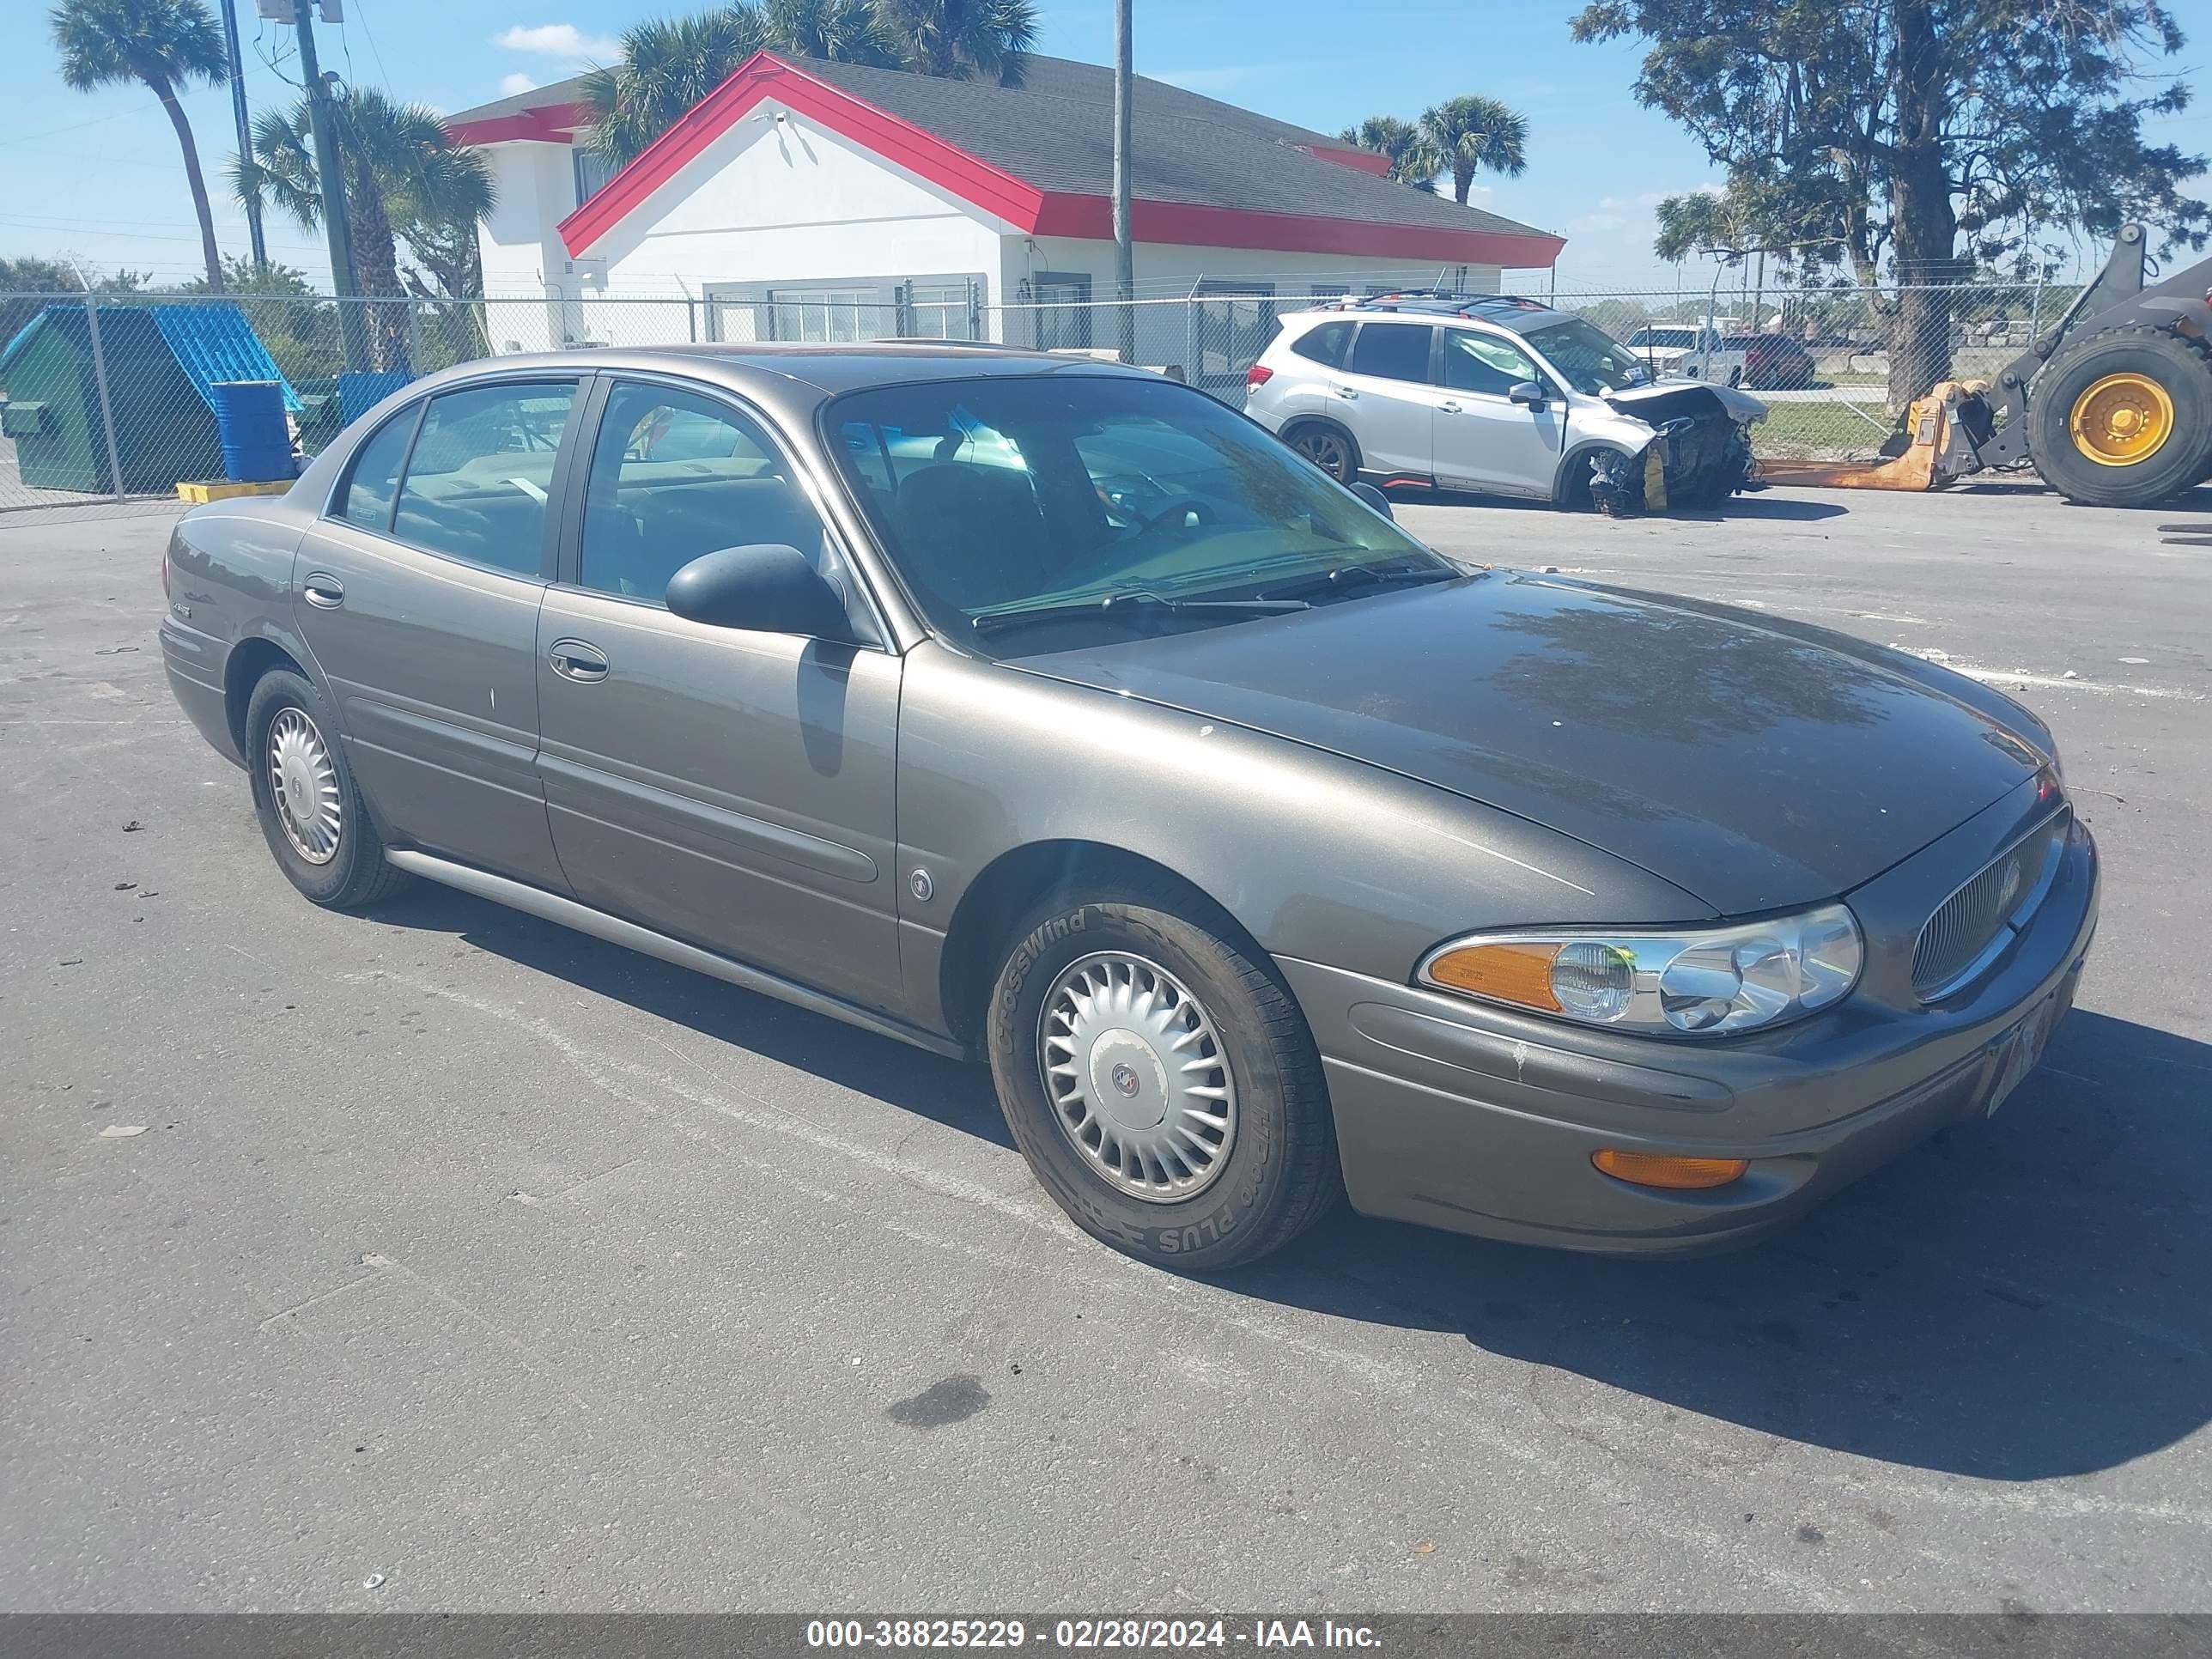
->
[1141, 496, 1218, 532]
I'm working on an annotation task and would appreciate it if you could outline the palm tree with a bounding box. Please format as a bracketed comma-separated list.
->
[871, 0, 1036, 83]
[580, 10, 769, 167]
[583, 0, 1038, 167]
[1337, 116, 1430, 188]
[48, 0, 229, 290]
[234, 89, 493, 368]
[1412, 95, 1528, 206]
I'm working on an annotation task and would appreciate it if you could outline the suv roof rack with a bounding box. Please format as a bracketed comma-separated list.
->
[1312, 289, 1559, 319]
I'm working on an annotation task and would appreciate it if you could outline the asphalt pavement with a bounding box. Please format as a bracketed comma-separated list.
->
[3, 482, 2209, 1613]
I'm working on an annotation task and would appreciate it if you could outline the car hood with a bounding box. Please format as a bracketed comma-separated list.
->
[1606, 380, 1768, 425]
[1015, 574, 2048, 916]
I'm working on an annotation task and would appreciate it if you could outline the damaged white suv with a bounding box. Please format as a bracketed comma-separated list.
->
[1244, 293, 1766, 513]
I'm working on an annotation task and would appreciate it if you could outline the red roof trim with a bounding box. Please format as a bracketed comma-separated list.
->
[559, 53, 1044, 256]
[447, 101, 588, 147]
[551, 50, 1564, 269]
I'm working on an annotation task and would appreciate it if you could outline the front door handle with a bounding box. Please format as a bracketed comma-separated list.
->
[1439, 401, 1463, 414]
[301, 573, 344, 608]
[548, 639, 609, 683]
[1334, 385, 1359, 400]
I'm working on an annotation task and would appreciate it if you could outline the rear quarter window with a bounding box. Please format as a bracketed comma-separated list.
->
[334, 407, 418, 531]
[1289, 319, 1354, 369]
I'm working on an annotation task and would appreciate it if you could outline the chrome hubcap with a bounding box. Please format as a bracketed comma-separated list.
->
[1039, 951, 1237, 1202]
[266, 707, 342, 865]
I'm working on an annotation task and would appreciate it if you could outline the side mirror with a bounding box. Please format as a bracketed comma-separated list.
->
[1508, 380, 1548, 410]
[665, 543, 851, 640]
[1347, 480, 1394, 520]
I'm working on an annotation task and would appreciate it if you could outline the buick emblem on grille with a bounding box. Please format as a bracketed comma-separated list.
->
[1999, 855, 2024, 908]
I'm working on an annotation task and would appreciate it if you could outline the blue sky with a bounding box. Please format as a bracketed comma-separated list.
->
[3, 0, 2207, 290]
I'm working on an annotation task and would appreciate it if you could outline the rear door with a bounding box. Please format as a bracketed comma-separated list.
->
[1335, 321, 1441, 478]
[533, 374, 905, 1011]
[292, 377, 582, 890]
[1431, 327, 1566, 498]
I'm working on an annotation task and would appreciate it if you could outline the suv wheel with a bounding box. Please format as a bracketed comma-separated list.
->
[1284, 421, 1359, 484]
[245, 668, 409, 910]
[986, 889, 1340, 1272]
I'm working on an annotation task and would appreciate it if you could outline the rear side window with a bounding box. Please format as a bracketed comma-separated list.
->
[336, 409, 416, 531]
[390, 382, 577, 576]
[1290, 319, 1354, 368]
[1348, 322, 1433, 384]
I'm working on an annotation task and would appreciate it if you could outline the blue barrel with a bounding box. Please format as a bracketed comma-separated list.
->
[209, 380, 294, 483]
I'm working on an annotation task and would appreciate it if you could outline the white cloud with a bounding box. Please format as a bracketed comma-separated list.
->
[495, 23, 621, 64]
[499, 71, 539, 96]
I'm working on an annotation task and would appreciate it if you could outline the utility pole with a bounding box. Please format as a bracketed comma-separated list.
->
[287, 0, 368, 368]
[1111, 0, 1135, 364]
[216, 0, 266, 267]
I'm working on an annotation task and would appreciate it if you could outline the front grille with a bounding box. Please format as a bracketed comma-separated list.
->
[1911, 808, 2070, 1000]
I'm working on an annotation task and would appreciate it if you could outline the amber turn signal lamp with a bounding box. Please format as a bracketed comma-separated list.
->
[1425, 941, 1562, 1010]
[1591, 1149, 1750, 1189]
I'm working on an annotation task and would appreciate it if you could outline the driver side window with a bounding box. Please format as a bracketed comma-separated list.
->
[1443, 331, 1543, 398]
[578, 381, 839, 606]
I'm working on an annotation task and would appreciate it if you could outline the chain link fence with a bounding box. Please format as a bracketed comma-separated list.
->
[0, 278, 2074, 514]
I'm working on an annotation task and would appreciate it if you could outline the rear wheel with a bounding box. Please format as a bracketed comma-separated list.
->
[2029, 326, 2212, 507]
[985, 888, 1340, 1272]
[245, 668, 409, 910]
[1282, 420, 1359, 484]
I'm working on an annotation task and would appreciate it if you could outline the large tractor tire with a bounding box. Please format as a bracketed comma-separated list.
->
[2028, 325, 2212, 507]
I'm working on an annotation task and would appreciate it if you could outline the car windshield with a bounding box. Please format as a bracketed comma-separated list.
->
[825, 374, 1455, 653]
[1522, 318, 1655, 393]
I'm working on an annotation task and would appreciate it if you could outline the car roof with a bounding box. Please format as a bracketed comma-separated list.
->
[1281, 292, 1579, 337]
[392, 342, 1166, 423]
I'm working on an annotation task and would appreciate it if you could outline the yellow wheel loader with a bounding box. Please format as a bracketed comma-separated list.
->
[1763, 223, 2212, 507]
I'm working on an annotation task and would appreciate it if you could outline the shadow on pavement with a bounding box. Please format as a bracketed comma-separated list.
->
[1229, 1007, 2211, 1482]
[368, 879, 1012, 1152]
[368, 878, 2206, 1480]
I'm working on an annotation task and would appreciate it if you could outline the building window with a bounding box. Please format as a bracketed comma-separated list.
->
[700, 275, 983, 344]
[902, 281, 979, 340]
[1028, 271, 1091, 350]
[572, 148, 617, 208]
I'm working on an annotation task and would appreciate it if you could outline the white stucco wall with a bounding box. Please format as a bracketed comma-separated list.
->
[477, 141, 581, 354]
[583, 102, 1006, 303]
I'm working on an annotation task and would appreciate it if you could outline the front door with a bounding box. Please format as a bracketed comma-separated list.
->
[291, 378, 581, 890]
[533, 376, 905, 1012]
[1431, 329, 1566, 498]
[1335, 320, 1440, 478]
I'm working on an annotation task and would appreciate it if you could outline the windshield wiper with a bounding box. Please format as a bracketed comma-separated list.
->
[970, 588, 1309, 639]
[1255, 560, 1459, 603]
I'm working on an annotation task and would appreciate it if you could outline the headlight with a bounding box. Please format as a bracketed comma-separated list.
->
[1418, 904, 1863, 1037]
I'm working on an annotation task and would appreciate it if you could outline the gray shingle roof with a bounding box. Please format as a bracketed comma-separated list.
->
[450, 53, 1558, 245]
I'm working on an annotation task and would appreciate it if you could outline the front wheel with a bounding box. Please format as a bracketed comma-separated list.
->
[986, 890, 1340, 1271]
[2028, 325, 2212, 507]
[245, 668, 410, 910]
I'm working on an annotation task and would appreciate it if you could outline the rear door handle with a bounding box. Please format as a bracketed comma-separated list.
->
[301, 573, 344, 608]
[548, 639, 609, 683]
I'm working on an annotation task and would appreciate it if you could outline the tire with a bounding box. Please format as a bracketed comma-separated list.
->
[2028, 326, 2212, 507]
[1282, 420, 1360, 484]
[244, 667, 410, 910]
[985, 887, 1340, 1272]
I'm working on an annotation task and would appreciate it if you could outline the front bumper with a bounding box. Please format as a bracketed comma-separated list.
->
[1280, 799, 2100, 1255]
